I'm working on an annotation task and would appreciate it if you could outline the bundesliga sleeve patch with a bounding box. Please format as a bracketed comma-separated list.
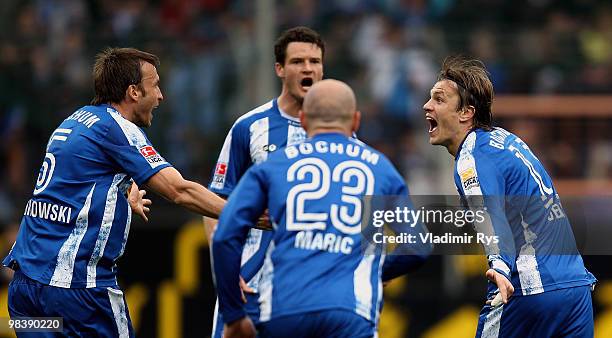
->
[211, 162, 227, 190]
[139, 145, 166, 168]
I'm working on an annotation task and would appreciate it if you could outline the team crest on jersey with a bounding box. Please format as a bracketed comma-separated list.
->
[139, 145, 165, 165]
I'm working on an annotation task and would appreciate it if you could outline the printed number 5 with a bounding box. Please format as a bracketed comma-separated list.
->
[34, 128, 72, 195]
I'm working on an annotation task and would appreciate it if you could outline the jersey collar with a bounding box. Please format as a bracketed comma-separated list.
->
[274, 98, 300, 122]
[455, 127, 480, 161]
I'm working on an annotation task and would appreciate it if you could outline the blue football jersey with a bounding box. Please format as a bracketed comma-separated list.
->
[3, 104, 171, 288]
[212, 133, 409, 325]
[454, 128, 596, 296]
[209, 99, 307, 288]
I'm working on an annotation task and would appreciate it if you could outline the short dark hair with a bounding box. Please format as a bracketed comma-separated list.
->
[438, 55, 494, 130]
[274, 26, 325, 65]
[91, 47, 160, 105]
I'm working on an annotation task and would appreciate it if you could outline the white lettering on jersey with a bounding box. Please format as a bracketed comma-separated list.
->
[24, 199, 73, 224]
[284, 141, 380, 165]
[294, 230, 354, 254]
[67, 109, 100, 128]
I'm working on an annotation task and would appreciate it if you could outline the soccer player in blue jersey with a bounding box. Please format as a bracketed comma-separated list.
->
[204, 26, 325, 337]
[213, 79, 420, 338]
[423, 56, 596, 337]
[3, 47, 226, 337]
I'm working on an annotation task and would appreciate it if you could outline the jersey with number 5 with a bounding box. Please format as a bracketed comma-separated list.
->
[454, 127, 595, 297]
[213, 133, 408, 324]
[3, 104, 172, 288]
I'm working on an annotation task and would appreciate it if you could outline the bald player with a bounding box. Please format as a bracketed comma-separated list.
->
[212, 80, 421, 338]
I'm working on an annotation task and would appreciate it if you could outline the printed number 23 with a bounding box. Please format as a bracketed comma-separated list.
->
[286, 158, 375, 235]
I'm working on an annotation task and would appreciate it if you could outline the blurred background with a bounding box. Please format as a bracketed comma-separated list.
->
[0, 0, 611, 337]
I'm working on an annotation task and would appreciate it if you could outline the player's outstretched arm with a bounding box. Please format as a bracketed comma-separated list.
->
[145, 167, 225, 218]
[128, 182, 152, 222]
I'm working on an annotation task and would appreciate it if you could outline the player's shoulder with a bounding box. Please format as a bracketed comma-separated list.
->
[59, 104, 112, 134]
[460, 128, 517, 158]
[231, 99, 277, 130]
[70, 104, 149, 147]
[457, 128, 520, 179]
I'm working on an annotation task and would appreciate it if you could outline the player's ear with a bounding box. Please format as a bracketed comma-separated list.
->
[352, 110, 361, 133]
[274, 62, 284, 77]
[459, 105, 475, 123]
[126, 84, 140, 102]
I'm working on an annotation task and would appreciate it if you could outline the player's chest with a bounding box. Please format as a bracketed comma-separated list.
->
[249, 119, 306, 164]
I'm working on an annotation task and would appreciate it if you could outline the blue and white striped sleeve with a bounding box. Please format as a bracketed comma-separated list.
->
[456, 148, 515, 281]
[209, 121, 251, 197]
[99, 114, 171, 186]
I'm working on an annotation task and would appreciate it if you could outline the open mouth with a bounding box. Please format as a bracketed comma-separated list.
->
[300, 77, 313, 90]
[426, 116, 438, 134]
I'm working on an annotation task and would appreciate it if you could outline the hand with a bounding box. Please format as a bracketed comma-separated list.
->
[485, 269, 514, 307]
[254, 209, 271, 231]
[223, 316, 256, 338]
[239, 276, 255, 303]
[128, 183, 152, 222]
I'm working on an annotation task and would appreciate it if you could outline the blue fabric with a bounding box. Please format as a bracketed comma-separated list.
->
[257, 309, 375, 338]
[3, 104, 171, 288]
[212, 133, 416, 326]
[475, 285, 593, 338]
[8, 269, 134, 337]
[454, 128, 595, 297]
[209, 99, 307, 333]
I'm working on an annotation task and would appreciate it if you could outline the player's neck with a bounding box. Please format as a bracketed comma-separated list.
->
[277, 92, 302, 118]
[308, 127, 351, 138]
[110, 102, 135, 123]
[447, 129, 471, 157]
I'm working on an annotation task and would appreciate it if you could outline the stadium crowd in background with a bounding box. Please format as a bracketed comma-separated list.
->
[0, 1, 610, 337]
[1, 1, 611, 231]
[204, 25, 325, 338]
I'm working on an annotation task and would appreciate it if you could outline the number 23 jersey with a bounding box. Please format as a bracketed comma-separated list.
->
[214, 133, 408, 323]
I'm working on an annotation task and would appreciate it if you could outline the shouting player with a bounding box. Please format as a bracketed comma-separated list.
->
[3, 47, 225, 337]
[213, 79, 419, 338]
[204, 26, 325, 337]
[423, 55, 596, 337]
